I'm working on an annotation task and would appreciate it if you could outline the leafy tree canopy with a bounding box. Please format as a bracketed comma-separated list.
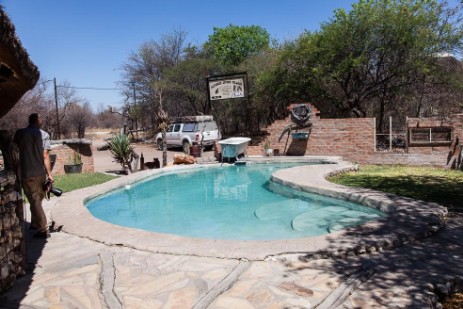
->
[205, 24, 270, 66]
[264, 0, 463, 126]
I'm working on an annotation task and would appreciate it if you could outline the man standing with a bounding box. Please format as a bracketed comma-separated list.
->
[14, 113, 54, 238]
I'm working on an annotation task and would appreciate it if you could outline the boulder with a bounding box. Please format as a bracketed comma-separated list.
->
[173, 153, 196, 165]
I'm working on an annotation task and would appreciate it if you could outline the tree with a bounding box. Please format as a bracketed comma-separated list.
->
[153, 88, 169, 167]
[0, 80, 51, 131]
[120, 29, 189, 135]
[65, 102, 93, 138]
[396, 56, 463, 119]
[120, 26, 273, 138]
[96, 103, 124, 129]
[161, 51, 222, 117]
[205, 24, 270, 67]
[52, 82, 90, 138]
[263, 0, 463, 130]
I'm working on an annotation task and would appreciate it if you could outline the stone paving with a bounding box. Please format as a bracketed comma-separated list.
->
[1, 158, 462, 308]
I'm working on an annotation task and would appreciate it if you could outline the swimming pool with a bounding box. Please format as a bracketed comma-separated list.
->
[86, 163, 385, 240]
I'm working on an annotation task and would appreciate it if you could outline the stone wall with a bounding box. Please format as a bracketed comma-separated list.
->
[51, 139, 94, 175]
[0, 170, 24, 293]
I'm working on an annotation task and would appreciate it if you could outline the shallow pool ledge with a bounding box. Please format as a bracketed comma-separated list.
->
[270, 160, 448, 260]
[51, 159, 448, 261]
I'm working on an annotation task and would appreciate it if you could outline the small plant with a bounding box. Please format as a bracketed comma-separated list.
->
[263, 139, 272, 150]
[64, 149, 83, 174]
[68, 149, 82, 165]
[108, 134, 134, 172]
[263, 139, 274, 156]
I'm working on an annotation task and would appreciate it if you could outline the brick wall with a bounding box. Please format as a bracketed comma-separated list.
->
[246, 104, 463, 167]
[51, 140, 94, 175]
[364, 151, 451, 166]
[247, 103, 376, 162]
[405, 114, 463, 168]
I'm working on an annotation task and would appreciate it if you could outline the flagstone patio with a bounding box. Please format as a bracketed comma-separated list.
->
[1, 158, 461, 308]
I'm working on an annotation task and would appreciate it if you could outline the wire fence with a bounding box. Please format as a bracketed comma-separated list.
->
[376, 132, 407, 152]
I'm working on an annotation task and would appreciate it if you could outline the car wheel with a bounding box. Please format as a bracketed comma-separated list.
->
[183, 141, 190, 154]
[156, 139, 163, 150]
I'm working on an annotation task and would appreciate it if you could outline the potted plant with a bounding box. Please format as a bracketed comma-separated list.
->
[263, 139, 273, 156]
[64, 149, 83, 174]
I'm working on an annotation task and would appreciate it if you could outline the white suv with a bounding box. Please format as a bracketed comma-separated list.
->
[156, 115, 221, 153]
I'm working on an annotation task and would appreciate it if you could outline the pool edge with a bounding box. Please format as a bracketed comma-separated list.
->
[51, 157, 448, 261]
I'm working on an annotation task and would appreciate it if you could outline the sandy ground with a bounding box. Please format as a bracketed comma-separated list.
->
[91, 138, 217, 173]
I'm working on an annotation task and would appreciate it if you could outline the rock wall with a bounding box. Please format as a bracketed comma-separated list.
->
[0, 170, 24, 293]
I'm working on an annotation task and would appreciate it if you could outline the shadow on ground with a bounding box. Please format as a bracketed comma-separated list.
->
[287, 213, 463, 307]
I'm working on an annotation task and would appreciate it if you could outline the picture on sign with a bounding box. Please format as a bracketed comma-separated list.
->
[208, 77, 245, 101]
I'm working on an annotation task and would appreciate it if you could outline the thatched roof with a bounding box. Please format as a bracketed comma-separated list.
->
[0, 5, 40, 118]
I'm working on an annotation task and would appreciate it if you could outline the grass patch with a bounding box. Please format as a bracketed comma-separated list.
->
[53, 172, 117, 193]
[328, 165, 463, 211]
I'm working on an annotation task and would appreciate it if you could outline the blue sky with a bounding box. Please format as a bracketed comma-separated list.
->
[1, 1, 459, 111]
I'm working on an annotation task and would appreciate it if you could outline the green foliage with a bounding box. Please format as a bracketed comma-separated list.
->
[205, 24, 270, 66]
[118, 1, 462, 139]
[210, 47, 285, 136]
[263, 139, 272, 150]
[53, 173, 117, 193]
[328, 165, 463, 211]
[262, 0, 463, 122]
[108, 134, 134, 171]
[161, 55, 222, 115]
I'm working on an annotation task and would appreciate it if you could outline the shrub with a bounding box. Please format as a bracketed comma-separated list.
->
[108, 134, 133, 172]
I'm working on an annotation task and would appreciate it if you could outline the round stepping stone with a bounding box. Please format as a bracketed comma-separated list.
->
[291, 211, 335, 231]
[328, 217, 364, 232]
[317, 206, 349, 213]
[254, 201, 308, 221]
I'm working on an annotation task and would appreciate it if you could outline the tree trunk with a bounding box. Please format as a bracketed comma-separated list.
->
[162, 130, 167, 167]
[131, 150, 139, 172]
[378, 98, 386, 133]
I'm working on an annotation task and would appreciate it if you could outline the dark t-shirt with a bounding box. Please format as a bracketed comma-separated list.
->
[14, 125, 46, 178]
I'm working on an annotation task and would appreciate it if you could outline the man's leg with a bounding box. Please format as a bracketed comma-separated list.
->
[22, 176, 47, 233]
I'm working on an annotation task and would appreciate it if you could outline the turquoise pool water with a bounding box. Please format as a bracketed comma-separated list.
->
[86, 163, 386, 240]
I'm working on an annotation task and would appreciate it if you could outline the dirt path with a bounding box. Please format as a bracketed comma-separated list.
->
[92, 140, 217, 173]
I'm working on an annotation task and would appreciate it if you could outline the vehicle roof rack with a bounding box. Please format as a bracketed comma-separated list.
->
[174, 115, 214, 123]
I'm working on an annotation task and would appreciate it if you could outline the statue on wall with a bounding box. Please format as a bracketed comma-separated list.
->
[278, 104, 313, 154]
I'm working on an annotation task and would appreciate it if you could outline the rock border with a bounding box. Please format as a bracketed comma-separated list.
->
[51, 157, 448, 261]
[270, 160, 448, 261]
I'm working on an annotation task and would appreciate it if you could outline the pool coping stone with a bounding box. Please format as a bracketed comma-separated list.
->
[51, 156, 448, 261]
